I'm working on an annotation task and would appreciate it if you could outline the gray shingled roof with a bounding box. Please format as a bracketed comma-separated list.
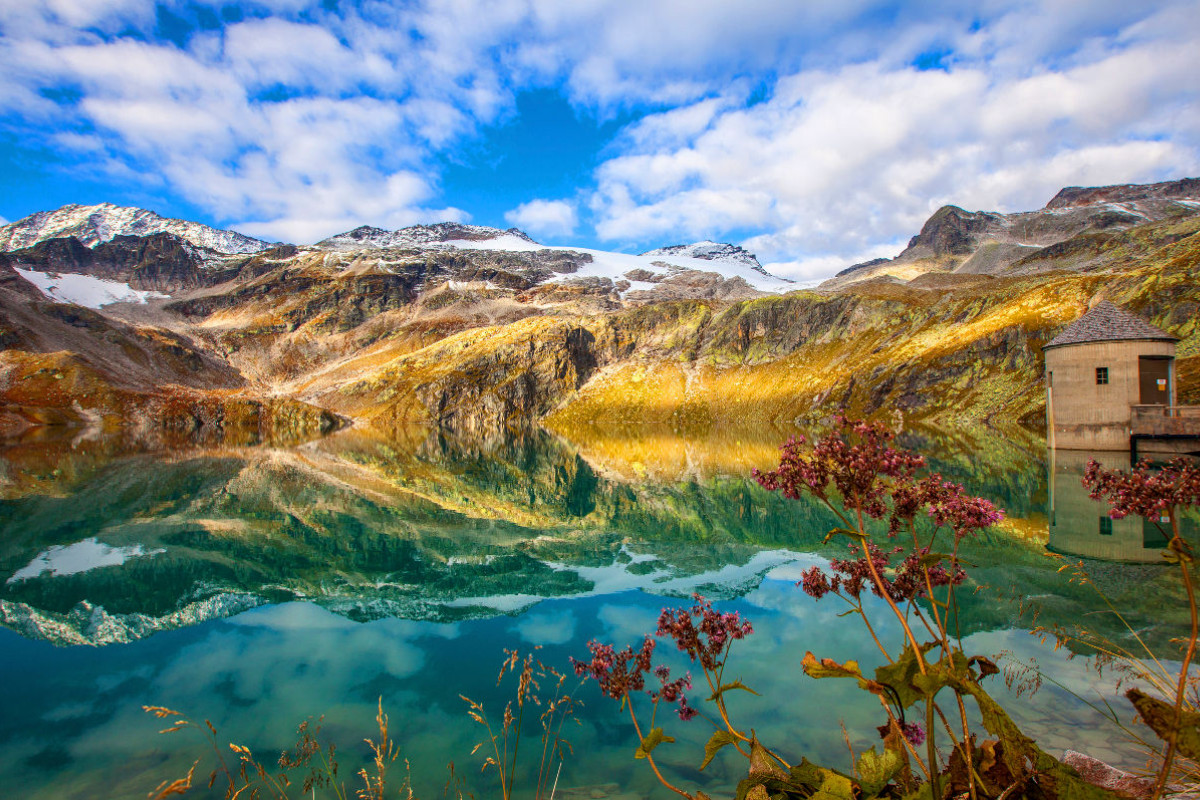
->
[1044, 301, 1178, 350]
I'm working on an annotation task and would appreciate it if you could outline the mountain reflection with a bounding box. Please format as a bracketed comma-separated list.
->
[0, 426, 817, 644]
[0, 423, 1188, 652]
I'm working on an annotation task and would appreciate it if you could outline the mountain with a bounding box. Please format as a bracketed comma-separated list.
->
[821, 177, 1200, 289]
[640, 241, 766, 271]
[315, 222, 538, 250]
[0, 203, 272, 255]
[0, 178, 1198, 448]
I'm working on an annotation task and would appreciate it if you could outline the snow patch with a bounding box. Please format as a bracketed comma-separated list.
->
[14, 268, 168, 308]
[441, 235, 543, 252]
[0, 203, 270, 254]
[641, 240, 763, 269]
[432, 238, 792, 293]
[8, 538, 165, 583]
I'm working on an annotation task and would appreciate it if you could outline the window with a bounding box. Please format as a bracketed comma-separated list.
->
[1047, 371, 1053, 387]
[1099, 516, 1113, 536]
[1096, 367, 1109, 385]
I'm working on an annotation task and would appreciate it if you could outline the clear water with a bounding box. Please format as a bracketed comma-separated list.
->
[0, 425, 1190, 799]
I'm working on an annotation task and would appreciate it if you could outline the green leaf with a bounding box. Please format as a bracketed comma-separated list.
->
[911, 670, 952, 698]
[802, 651, 864, 681]
[748, 739, 786, 780]
[1127, 688, 1200, 760]
[810, 772, 856, 800]
[700, 730, 739, 770]
[824, 526, 868, 543]
[634, 727, 674, 760]
[856, 746, 903, 796]
[874, 646, 925, 709]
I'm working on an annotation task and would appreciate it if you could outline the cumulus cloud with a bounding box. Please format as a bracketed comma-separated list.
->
[505, 198, 578, 239]
[0, 1, 503, 241]
[587, 3, 1200, 279]
[514, 608, 577, 644]
[0, 0, 1197, 266]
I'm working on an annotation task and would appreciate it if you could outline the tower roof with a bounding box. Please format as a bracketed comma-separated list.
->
[1044, 301, 1178, 350]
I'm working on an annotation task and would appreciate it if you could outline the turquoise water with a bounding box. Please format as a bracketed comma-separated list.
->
[0, 426, 1188, 798]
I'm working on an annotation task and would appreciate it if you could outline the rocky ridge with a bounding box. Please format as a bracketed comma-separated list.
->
[822, 177, 1200, 289]
[640, 240, 767, 271]
[0, 202, 272, 255]
[315, 222, 538, 250]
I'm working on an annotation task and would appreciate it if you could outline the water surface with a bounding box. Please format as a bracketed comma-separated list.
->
[0, 424, 1189, 798]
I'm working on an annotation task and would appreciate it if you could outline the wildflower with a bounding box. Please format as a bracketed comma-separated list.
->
[1084, 457, 1200, 522]
[657, 594, 753, 672]
[570, 637, 654, 700]
[902, 722, 925, 746]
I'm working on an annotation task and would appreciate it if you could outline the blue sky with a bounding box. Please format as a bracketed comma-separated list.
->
[0, 0, 1197, 279]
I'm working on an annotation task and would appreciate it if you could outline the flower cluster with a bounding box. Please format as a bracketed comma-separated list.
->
[656, 594, 754, 672]
[571, 632, 697, 721]
[890, 474, 1004, 539]
[1084, 457, 1200, 522]
[799, 544, 966, 603]
[754, 417, 925, 520]
[571, 636, 655, 700]
[756, 418, 1003, 542]
[874, 721, 926, 747]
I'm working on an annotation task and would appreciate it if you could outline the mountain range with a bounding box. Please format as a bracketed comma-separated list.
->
[0, 177, 1197, 448]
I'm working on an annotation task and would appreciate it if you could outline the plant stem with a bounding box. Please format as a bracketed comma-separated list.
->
[508, 700, 526, 800]
[955, 692, 979, 800]
[876, 696, 931, 781]
[699, 652, 751, 757]
[1152, 517, 1198, 800]
[626, 700, 692, 799]
[854, 501, 927, 674]
[926, 699, 941, 800]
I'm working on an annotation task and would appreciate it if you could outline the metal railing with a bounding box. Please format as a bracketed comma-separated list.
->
[1131, 405, 1200, 419]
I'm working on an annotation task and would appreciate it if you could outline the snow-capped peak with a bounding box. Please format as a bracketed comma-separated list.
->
[315, 222, 538, 250]
[0, 203, 272, 255]
[640, 241, 763, 270]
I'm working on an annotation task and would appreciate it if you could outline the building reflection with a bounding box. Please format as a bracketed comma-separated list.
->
[1047, 448, 1185, 563]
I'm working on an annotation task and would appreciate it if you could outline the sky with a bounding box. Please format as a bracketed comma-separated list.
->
[0, 0, 1197, 281]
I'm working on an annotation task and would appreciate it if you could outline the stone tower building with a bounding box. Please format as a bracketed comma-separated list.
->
[1044, 301, 1178, 451]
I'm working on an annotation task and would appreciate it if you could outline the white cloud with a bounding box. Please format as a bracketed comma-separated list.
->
[505, 198, 579, 239]
[0, 0, 1197, 266]
[586, 5, 1200, 280]
[514, 609, 576, 644]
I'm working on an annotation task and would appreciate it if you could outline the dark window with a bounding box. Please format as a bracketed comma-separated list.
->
[1099, 516, 1113, 536]
[1096, 367, 1109, 385]
[1144, 519, 1169, 549]
[1048, 371, 1053, 387]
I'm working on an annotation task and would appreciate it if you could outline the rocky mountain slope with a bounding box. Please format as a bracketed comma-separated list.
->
[823, 177, 1200, 289]
[640, 240, 765, 270]
[0, 178, 1197, 448]
[0, 203, 272, 255]
[315, 222, 538, 250]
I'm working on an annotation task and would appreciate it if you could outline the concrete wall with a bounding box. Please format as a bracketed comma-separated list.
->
[1045, 339, 1175, 450]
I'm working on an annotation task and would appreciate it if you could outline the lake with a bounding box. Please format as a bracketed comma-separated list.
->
[0, 423, 1189, 799]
